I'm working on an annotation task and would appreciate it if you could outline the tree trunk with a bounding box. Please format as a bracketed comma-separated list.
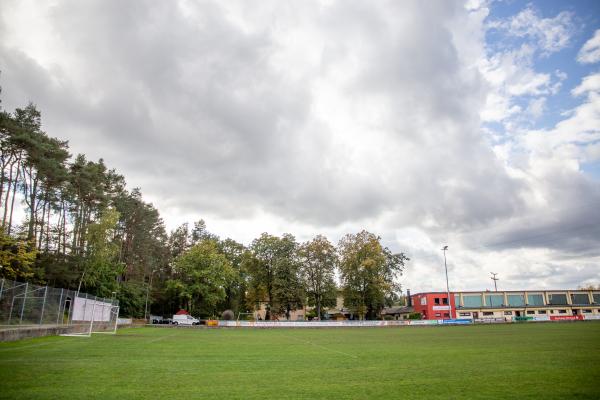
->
[2, 160, 13, 228]
[27, 175, 38, 241]
[316, 295, 321, 321]
[38, 196, 47, 249]
[7, 161, 21, 235]
[45, 201, 51, 251]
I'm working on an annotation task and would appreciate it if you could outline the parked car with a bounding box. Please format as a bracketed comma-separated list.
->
[150, 315, 174, 325]
[172, 314, 200, 326]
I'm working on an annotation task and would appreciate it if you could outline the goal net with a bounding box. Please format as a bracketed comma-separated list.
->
[237, 312, 258, 321]
[61, 294, 119, 337]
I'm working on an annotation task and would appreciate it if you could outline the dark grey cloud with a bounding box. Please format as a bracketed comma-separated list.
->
[1, 0, 522, 227]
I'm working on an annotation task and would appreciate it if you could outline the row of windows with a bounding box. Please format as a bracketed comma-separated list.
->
[459, 309, 598, 317]
[457, 293, 600, 307]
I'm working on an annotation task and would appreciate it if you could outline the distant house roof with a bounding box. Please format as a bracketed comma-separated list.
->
[381, 306, 413, 315]
[175, 309, 190, 315]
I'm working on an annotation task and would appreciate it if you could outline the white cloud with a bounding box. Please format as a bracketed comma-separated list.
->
[577, 29, 600, 64]
[0, 0, 598, 292]
[489, 5, 575, 56]
[571, 72, 600, 96]
[479, 7, 573, 126]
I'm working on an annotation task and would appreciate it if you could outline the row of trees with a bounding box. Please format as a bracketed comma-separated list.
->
[0, 93, 409, 320]
[160, 228, 407, 320]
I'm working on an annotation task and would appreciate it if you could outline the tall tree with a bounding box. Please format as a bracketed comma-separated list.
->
[272, 233, 304, 320]
[218, 238, 248, 314]
[168, 239, 235, 317]
[338, 231, 408, 320]
[81, 208, 124, 297]
[245, 233, 304, 320]
[299, 235, 338, 320]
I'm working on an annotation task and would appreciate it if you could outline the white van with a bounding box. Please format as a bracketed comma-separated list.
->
[172, 314, 200, 326]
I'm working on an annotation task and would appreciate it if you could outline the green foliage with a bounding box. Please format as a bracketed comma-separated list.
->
[168, 239, 236, 317]
[82, 208, 124, 297]
[338, 230, 408, 320]
[0, 93, 414, 324]
[217, 238, 248, 313]
[116, 281, 147, 318]
[299, 235, 337, 319]
[0, 231, 37, 281]
[245, 233, 304, 320]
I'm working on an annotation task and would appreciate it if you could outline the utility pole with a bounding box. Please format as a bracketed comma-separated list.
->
[490, 272, 499, 292]
[442, 246, 452, 319]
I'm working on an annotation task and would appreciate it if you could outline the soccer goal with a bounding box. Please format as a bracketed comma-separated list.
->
[61, 294, 119, 337]
[236, 312, 258, 321]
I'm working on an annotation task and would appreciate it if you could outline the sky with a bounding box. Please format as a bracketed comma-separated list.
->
[1, 0, 599, 293]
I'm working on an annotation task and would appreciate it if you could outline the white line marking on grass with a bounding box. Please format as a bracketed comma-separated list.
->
[147, 332, 179, 344]
[285, 334, 358, 359]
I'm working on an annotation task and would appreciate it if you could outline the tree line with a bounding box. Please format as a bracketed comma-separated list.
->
[0, 94, 408, 320]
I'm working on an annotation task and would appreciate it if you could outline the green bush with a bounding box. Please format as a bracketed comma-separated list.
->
[408, 312, 422, 320]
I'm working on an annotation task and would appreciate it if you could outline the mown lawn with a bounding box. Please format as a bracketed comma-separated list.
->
[1, 322, 599, 399]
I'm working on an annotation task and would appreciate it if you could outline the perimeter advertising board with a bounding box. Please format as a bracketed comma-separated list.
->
[550, 315, 583, 321]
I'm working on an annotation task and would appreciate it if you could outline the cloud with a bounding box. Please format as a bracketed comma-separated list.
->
[0, 0, 598, 291]
[488, 5, 575, 56]
[0, 0, 523, 230]
[577, 29, 600, 64]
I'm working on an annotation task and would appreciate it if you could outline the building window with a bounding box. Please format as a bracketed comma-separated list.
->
[548, 293, 568, 305]
[459, 312, 471, 316]
[443, 313, 449, 318]
[435, 313, 441, 317]
[593, 293, 600, 304]
[420, 297, 427, 306]
[485, 294, 504, 307]
[504, 311, 513, 315]
[434, 298, 440, 305]
[463, 295, 483, 307]
[538, 310, 546, 314]
[582, 309, 592, 314]
[571, 294, 590, 305]
[483, 312, 494, 316]
[526, 310, 535, 315]
[558, 309, 567, 314]
[442, 298, 448, 305]
[454, 295, 460, 307]
[527, 294, 545, 306]
[507, 294, 525, 307]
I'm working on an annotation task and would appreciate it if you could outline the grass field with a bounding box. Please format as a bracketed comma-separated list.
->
[1, 323, 599, 399]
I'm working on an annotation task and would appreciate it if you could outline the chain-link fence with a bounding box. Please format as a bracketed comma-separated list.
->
[0, 278, 119, 331]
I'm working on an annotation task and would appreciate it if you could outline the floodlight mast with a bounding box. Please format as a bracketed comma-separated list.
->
[442, 246, 452, 319]
[490, 272, 499, 292]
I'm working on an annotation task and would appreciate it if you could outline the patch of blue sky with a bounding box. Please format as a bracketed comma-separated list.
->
[484, 0, 600, 131]
[581, 161, 600, 180]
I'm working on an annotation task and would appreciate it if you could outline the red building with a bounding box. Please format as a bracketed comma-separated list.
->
[411, 292, 457, 320]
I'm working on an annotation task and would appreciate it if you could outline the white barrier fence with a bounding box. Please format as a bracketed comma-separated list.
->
[217, 314, 600, 328]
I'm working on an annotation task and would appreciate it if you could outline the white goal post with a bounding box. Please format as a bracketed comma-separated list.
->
[61, 294, 119, 337]
[236, 312, 258, 321]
